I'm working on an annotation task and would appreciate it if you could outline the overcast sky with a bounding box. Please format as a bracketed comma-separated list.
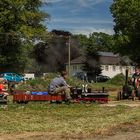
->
[42, 0, 114, 36]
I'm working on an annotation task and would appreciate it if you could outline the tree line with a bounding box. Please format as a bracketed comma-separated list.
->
[0, 0, 140, 75]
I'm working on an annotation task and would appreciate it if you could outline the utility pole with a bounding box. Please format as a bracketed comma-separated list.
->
[68, 35, 71, 77]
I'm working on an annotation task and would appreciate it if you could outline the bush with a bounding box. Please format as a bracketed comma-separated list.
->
[17, 73, 89, 91]
[17, 73, 58, 91]
[17, 73, 123, 91]
[106, 73, 125, 85]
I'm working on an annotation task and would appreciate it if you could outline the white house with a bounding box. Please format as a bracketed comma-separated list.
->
[66, 52, 135, 78]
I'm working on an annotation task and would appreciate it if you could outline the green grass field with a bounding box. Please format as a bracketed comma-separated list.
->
[0, 101, 140, 139]
[1, 74, 139, 139]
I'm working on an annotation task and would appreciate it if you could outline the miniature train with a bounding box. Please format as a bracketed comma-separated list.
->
[13, 86, 109, 104]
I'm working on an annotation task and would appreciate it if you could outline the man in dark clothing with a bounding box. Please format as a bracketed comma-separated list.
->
[8, 81, 16, 94]
[48, 71, 72, 101]
[132, 68, 140, 89]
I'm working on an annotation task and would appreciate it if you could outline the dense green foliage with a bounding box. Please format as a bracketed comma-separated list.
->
[17, 73, 122, 91]
[107, 73, 125, 85]
[110, 0, 140, 64]
[17, 74, 85, 91]
[88, 32, 115, 52]
[33, 31, 115, 74]
[33, 30, 81, 73]
[74, 32, 115, 52]
[82, 32, 115, 77]
[0, 0, 49, 72]
[83, 47, 101, 78]
[0, 0, 118, 74]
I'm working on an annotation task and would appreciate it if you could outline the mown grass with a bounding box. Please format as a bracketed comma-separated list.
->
[1, 74, 135, 138]
[0, 102, 140, 138]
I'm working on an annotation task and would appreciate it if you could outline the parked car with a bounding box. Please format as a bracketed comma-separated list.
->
[0, 72, 25, 82]
[73, 72, 85, 80]
[73, 72, 110, 83]
[73, 72, 96, 83]
[96, 75, 110, 82]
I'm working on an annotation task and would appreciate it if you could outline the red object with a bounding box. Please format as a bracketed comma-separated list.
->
[13, 92, 65, 103]
[0, 84, 4, 92]
[13, 90, 109, 104]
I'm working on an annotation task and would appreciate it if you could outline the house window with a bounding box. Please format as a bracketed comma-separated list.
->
[80, 66, 83, 69]
[101, 65, 104, 70]
[119, 66, 122, 72]
[105, 65, 109, 71]
[73, 65, 77, 70]
[113, 65, 116, 71]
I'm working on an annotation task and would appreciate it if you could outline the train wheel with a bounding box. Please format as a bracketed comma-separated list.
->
[56, 101, 62, 104]
[16, 100, 29, 104]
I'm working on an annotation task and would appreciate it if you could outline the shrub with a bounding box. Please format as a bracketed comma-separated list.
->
[17, 73, 123, 91]
[106, 73, 125, 85]
[17, 73, 58, 91]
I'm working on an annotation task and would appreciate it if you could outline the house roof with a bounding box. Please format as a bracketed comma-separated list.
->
[99, 56, 120, 65]
[70, 56, 85, 64]
[69, 52, 121, 65]
[98, 51, 119, 57]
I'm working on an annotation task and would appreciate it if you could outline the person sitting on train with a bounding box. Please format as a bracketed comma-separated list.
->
[0, 78, 9, 100]
[48, 71, 72, 102]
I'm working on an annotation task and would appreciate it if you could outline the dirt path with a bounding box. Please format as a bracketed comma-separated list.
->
[100, 100, 140, 107]
[0, 132, 140, 140]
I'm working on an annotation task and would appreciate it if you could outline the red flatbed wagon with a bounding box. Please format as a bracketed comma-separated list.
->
[13, 90, 65, 103]
[13, 89, 109, 104]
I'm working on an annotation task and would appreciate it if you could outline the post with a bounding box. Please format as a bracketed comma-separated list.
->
[125, 69, 128, 85]
[68, 36, 71, 76]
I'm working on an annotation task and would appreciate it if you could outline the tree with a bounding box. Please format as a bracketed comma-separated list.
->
[33, 30, 81, 73]
[70, 32, 115, 81]
[89, 32, 115, 52]
[110, 0, 140, 64]
[0, 0, 49, 72]
[83, 36, 102, 81]
[73, 32, 115, 52]
[72, 34, 89, 51]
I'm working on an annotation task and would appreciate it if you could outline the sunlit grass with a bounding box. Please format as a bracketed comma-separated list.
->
[0, 102, 140, 138]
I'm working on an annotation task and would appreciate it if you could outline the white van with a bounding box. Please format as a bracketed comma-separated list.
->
[24, 73, 35, 80]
